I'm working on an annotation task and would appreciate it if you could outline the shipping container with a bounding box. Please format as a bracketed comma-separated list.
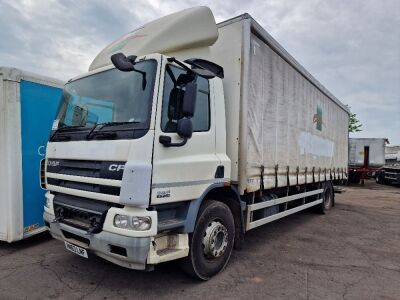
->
[0, 67, 63, 242]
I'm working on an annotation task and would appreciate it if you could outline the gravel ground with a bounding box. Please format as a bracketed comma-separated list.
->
[1, 180, 399, 300]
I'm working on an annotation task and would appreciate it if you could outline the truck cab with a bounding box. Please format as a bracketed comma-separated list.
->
[43, 52, 232, 275]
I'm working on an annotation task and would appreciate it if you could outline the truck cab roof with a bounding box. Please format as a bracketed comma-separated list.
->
[89, 6, 218, 72]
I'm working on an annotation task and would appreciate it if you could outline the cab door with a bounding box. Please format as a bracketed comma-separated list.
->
[151, 61, 220, 205]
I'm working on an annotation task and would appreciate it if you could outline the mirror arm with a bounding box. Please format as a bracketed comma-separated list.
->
[159, 135, 187, 147]
[167, 139, 187, 147]
[131, 68, 147, 90]
[167, 57, 193, 74]
[167, 57, 216, 79]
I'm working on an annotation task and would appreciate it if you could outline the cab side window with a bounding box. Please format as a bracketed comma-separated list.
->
[161, 65, 210, 133]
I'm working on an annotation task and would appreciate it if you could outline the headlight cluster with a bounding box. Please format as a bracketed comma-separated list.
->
[114, 215, 152, 231]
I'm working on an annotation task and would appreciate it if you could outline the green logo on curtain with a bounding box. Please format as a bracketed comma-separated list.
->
[313, 106, 323, 131]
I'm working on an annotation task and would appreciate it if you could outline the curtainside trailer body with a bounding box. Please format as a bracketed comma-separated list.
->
[196, 14, 349, 194]
[156, 11, 349, 230]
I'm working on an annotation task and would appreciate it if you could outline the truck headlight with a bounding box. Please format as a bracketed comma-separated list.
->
[113, 215, 151, 231]
[114, 215, 130, 229]
[131, 216, 151, 231]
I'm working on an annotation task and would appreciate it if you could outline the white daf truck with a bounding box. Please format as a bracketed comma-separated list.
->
[43, 7, 349, 279]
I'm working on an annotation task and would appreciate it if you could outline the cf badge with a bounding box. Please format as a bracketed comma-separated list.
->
[108, 164, 125, 172]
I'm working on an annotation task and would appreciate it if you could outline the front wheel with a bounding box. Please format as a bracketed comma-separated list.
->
[180, 200, 235, 280]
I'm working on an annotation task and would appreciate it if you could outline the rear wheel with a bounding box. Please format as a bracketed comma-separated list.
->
[317, 182, 334, 214]
[180, 200, 235, 280]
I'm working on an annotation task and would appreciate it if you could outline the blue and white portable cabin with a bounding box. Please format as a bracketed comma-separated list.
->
[0, 67, 63, 242]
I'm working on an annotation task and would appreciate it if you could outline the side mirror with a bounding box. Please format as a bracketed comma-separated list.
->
[111, 53, 137, 72]
[182, 82, 197, 117]
[159, 118, 193, 147]
[159, 81, 196, 148]
[177, 118, 193, 139]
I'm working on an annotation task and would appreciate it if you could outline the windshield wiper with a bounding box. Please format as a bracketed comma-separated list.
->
[86, 121, 137, 140]
[50, 125, 87, 141]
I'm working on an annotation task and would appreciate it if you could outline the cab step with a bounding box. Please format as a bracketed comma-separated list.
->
[147, 233, 189, 264]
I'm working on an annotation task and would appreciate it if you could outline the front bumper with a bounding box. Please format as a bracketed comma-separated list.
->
[44, 211, 151, 270]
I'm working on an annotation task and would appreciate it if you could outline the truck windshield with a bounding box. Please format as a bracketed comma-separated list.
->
[52, 60, 157, 140]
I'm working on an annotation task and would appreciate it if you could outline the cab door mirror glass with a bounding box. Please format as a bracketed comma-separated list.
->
[177, 118, 193, 139]
[182, 82, 197, 118]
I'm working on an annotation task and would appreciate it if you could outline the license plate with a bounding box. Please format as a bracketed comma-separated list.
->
[64, 241, 88, 258]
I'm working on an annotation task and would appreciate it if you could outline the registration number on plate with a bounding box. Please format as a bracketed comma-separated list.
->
[64, 241, 88, 258]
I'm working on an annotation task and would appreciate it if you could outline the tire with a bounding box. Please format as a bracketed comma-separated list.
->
[317, 182, 334, 214]
[375, 172, 385, 185]
[180, 200, 235, 280]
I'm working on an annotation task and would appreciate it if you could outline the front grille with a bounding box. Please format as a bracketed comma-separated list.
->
[46, 159, 125, 197]
[40, 159, 46, 189]
[53, 194, 120, 233]
[47, 159, 125, 180]
[47, 178, 120, 195]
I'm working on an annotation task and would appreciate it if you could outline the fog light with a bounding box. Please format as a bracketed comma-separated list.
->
[131, 216, 151, 231]
[114, 215, 130, 229]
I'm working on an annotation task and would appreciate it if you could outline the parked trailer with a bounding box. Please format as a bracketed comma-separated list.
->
[376, 145, 400, 185]
[0, 67, 62, 242]
[43, 7, 349, 279]
[348, 138, 386, 184]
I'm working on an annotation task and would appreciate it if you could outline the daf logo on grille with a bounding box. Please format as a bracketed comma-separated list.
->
[109, 164, 125, 172]
[47, 160, 60, 167]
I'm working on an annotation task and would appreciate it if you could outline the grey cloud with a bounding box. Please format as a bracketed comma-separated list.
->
[0, 0, 145, 78]
[0, 0, 399, 143]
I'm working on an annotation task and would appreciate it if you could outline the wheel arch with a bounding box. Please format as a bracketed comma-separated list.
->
[184, 184, 246, 236]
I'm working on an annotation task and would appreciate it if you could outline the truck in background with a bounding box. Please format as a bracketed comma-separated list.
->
[348, 138, 386, 184]
[376, 145, 400, 185]
[43, 7, 349, 279]
[0, 67, 63, 242]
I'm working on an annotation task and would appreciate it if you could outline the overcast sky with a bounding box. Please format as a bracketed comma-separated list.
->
[1, 0, 399, 144]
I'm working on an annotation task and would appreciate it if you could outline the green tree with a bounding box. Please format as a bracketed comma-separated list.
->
[346, 105, 362, 132]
